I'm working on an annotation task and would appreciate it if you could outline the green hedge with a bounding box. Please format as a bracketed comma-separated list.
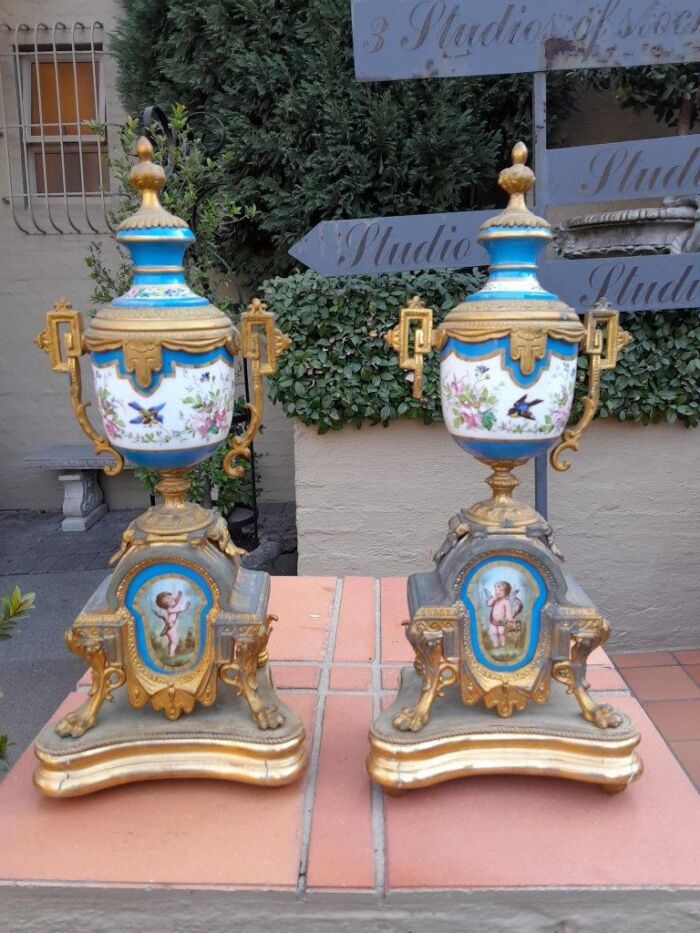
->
[263, 270, 699, 432]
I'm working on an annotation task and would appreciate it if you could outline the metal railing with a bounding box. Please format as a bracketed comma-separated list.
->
[0, 21, 116, 234]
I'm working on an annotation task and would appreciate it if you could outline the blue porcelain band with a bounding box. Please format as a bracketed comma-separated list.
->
[91, 346, 235, 395]
[442, 336, 578, 389]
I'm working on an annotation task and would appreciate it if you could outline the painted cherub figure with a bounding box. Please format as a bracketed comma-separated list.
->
[486, 581, 521, 649]
[154, 590, 190, 658]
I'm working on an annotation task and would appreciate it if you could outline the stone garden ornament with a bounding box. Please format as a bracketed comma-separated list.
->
[33, 138, 306, 796]
[369, 144, 643, 794]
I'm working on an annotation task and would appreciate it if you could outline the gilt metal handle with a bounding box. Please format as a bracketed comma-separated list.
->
[35, 300, 124, 476]
[550, 300, 630, 472]
[223, 299, 291, 479]
[384, 296, 436, 399]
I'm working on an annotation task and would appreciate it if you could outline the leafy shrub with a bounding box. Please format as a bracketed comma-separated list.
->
[264, 270, 699, 432]
[263, 268, 483, 433]
[1, 586, 35, 768]
[113, 0, 575, 281]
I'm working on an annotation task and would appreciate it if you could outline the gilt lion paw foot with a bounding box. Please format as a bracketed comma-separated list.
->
[392, 706, 429, 732]
[591, 703, 623, 729]
[253, 705, 284, 730]
[55, 712, 94, 738]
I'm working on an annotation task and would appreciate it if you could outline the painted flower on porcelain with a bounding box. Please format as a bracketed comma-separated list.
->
[440, 349, 577, 442]
[92, 361, 234, 453]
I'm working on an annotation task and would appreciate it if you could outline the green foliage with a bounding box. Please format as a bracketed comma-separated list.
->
[0, 586, 35, 640]
[113, 0, 575, 281]
[582, 65, 699, 133]
[1, 586, 35, 766]
[263, 268, 484, 433]
[84, 106, 258, 510]
[594, 310, 700, 428]
[264, 270, 699, 433]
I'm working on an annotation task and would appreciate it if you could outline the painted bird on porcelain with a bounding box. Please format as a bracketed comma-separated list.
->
[508, 394, 542, 421]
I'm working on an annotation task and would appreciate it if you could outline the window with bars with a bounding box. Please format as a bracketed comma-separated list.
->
[25, 52, 108, 195]
[0, 22, 114, 234]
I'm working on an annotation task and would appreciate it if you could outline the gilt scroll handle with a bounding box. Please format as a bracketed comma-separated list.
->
[393, 620, 458, 732]
[551, 616, 623, 729]
[223, 299, 291, 479]
[384, 296, 436, 399]
[35, 300, 125, 477]
[550, 300, 630, 472]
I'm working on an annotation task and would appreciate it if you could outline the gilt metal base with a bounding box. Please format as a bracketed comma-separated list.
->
[34, 666, 306, 797]
[368, 668, 642, 794]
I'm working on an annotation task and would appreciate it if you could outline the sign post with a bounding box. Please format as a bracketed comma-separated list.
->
[290, 1, 700, 515]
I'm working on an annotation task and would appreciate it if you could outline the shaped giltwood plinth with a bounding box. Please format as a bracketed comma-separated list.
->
[34, 666, 306, 797]
[368, 668, 642, 794]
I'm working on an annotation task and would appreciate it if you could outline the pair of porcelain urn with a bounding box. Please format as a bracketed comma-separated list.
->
[33, 139, 642, 797]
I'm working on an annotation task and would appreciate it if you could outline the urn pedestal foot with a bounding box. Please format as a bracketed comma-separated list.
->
[34, 666, 307, 797]
[368, 668, 642, 794]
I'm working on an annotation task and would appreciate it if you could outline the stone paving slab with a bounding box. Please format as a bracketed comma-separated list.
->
[1, 577, 699, 933]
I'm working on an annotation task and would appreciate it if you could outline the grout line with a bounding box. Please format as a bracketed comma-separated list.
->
[295, 576, 343, 896]
[370, 577, 386, 898]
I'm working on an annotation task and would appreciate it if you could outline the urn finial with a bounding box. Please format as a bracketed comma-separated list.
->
[117, 134, 188, 230]
[480, 141, 550, 233]
[498, 141, 535, 209]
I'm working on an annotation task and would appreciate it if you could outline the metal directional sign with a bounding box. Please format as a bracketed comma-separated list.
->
[540, 254, 700, 312]
[289, 209, 493, 275]
[548, 133, 700, 205]
[352, 0, 700, 81]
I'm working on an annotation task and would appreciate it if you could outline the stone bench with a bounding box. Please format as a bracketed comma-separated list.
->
[25, 444, 135, 532]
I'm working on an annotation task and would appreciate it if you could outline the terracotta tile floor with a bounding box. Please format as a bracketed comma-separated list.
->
[2, 577, 700, 898]
[611, 650, 700, 790]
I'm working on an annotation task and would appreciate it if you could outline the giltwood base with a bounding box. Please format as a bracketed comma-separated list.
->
[34, 666, 307, 797]
[368, 668, 642, 794]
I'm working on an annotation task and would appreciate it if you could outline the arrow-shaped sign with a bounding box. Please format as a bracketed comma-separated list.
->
[352, 0, 700, 82]
[548, 133, 700, 206]
[290, 211, 700, 313]
[289, 209, 494, 276]
[540, 254, 700, 313]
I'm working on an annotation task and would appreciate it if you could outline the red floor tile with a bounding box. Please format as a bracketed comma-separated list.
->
[588, 646, 611, 666]
[643, 699, 700, 743]
[621, 665, 700, 702]
[670, 740, 700, 788]
[268, 577, 337, 662]
[587, 666, 628, 692]
[674, 650, 700, 665]
[0, 692, 316, 887]
[612, 651, 677, 668]
[272, 664, 320, 690]
[306, 694, 375, 889]
[329, 666, 372, 691]
[380, 577, 412, 664]
[381, 666, 402, 690]
[333, 577, 375, 664]
[683, 664, 700, 688]
[384, 695, 700, 889]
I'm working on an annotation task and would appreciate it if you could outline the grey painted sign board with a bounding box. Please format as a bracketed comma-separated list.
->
[548, 133, 700, 205]
[540, 254, 700, 312]
[289, 209, 494, 275]
[352, 0, 700, 81]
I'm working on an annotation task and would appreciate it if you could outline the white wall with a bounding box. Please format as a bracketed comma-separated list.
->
[294, 419, 700, 650]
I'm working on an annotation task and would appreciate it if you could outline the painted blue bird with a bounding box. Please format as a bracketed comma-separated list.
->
[128, 401, 166, 425]
[508, 394, 542, 421]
